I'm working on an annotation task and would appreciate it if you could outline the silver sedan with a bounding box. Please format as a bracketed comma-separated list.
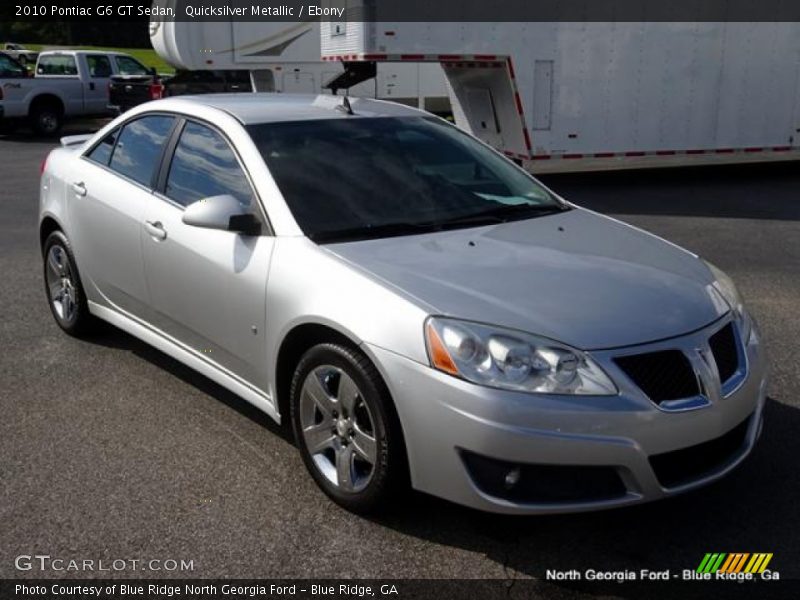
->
[39, 94, 766, 514]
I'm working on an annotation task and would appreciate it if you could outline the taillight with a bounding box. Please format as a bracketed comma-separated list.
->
[149, 83, 164, 100]
[40, 153, 49, 176]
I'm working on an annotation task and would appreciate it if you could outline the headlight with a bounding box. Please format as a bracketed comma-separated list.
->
[704, 260, 753, 341]
[425, 317, 617, 395]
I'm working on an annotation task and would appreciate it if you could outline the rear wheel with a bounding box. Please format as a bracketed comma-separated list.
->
[43, 231, 94, 336]
[29, 102, 63, 136]
[290, 343, 406, 513]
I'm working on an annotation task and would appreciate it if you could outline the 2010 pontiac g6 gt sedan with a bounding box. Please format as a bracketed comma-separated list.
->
[39, 94, 767, 514]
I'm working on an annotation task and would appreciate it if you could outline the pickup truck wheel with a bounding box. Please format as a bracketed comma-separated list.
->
[30, 104, 63, 136]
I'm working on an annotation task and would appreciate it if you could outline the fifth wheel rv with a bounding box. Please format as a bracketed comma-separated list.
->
[320, 19, 800, 172]
[149, 17, 450, 114]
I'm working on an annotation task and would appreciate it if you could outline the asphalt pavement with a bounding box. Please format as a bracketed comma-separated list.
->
[1, 130, 798, 599]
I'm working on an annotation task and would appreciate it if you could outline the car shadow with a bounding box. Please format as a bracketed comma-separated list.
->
[540, 161, 800, 221]
[86, 321, 294, 445]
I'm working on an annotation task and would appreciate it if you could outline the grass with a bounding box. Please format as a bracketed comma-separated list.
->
[25, 44, 175, 74]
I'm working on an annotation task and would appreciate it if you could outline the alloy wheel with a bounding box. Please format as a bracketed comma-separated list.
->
[45, 244, 77, 322]
[299, 365, 378, 492]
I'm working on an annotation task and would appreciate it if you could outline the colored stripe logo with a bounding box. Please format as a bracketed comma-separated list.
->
[697, 553, 773, 573]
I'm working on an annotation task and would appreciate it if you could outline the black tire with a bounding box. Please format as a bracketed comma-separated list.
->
[42, 230, 95, 336]
[290, 343, 407, 514]
[29, 102, 63, 136]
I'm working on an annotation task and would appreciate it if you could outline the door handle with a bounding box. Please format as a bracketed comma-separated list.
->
[144, 220, 167, 241]
[71, 181, 86, 196]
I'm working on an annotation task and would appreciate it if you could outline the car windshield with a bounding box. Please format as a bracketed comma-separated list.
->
[247, 116, 567, 243]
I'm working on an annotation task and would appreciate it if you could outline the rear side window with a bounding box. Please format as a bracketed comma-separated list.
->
[109, 116, 174, 187]
[87, 128, 119, 166]
[86, 55, 112, 78]
[165, 122, 253, 208]
[114, 55, 148, 76]
[37, 55, 78, 76]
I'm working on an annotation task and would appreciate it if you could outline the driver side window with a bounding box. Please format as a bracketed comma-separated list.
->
[165, 122, 254, 209]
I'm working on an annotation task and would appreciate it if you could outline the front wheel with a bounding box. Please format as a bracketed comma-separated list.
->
[290, 343, 407, 513]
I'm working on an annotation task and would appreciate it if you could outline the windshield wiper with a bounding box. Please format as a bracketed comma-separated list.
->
[311, 204, 571, 244]
[432, 202, 570, 228]
[310, 221, 441, 244]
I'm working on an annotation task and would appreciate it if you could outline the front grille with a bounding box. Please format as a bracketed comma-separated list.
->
[649, 415, 751, 488]
[709, 322, 739, 384]
[614, 350, 699, 403]
[460, 450, 627, 504]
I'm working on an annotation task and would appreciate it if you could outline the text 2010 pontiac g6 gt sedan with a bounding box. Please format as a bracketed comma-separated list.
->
[39, 95, 766, 514]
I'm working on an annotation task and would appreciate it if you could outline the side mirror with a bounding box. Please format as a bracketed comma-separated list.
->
[182, 194, 261, 235]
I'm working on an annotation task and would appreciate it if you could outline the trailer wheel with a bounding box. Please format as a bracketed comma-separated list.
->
[29, 100, 63, 137]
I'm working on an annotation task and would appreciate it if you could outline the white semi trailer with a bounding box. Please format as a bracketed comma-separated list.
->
[320, 19, 800, 172]
[149, 18, 450, 113]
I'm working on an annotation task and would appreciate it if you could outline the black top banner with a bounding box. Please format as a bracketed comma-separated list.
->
[5, 0, 800, 22]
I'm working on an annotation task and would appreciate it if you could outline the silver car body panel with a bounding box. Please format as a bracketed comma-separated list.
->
[39, 94, 767, 513]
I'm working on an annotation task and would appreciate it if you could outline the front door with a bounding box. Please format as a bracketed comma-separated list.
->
[140, 120, 273, 391]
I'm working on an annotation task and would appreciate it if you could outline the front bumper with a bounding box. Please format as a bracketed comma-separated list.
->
[367, 315, 767, 514]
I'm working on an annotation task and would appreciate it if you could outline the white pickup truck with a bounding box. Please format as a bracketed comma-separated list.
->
[0, 49, 152, 135]
[2, 43, 39, 66]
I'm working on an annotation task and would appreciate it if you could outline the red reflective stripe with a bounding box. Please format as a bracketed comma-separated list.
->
[401, 54, 425, 60]
[594, 152, 615, 158]
[363, 54, 388, 60]
[715, 148, 735, 154]
[772, 146, 792, 151]
[522, 128, 532, 151]
[656, 150, 676, 155]
[686, 149, 705, 155]
[533, 154, 551, 160]
[625, 151, 646, 156]
[744, 147, 764, 153]
[383, 31, 395, 36]
[563, 153, 583, 159]
[474, 54, 497, 60]
[506, 59, 516, 79]
[514, 93, 523, 114]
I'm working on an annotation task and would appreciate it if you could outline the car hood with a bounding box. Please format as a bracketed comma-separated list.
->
[326, 208, 727, 350]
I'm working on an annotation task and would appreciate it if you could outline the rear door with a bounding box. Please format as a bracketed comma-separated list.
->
[83, 54, 113, 113]
[69, 115, 176, 318]
[140, 119, 273, 390]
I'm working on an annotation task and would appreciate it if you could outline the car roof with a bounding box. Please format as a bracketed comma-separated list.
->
[39, 50, 130, 57]
[153, 93, 427, 125]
